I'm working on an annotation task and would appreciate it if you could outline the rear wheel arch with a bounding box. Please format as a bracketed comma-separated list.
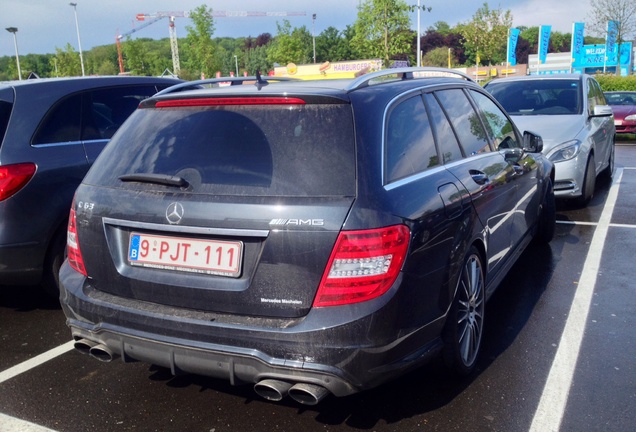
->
[577, 152, 596, 206]
[442, 243, 486, 375]
[41, 219, 68, 298]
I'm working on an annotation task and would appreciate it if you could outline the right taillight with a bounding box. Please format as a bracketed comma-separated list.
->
[67, 203, 87, 276]
[0, 163, 37, 201]
[313, 225, 410, 307]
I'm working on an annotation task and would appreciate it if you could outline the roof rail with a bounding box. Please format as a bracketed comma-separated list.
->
[156, 76, 300, 96]
[345, 67, 474, 91]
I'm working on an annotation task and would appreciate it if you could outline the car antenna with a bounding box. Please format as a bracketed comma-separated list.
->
[255, 70, 268, 90]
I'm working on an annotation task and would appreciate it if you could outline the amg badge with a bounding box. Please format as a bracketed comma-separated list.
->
[269, 218, 324, 227]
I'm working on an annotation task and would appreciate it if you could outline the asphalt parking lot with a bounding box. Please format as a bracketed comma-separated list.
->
[1, 144, 635, 432]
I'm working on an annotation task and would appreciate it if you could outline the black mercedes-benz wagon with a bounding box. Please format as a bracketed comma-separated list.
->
[60, 69, 555, 405]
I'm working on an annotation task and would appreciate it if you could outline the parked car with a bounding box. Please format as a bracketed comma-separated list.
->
[485, 74, 615, 206]
[59, 68, 555, 405]
[0, 76, 182, 296]
[604, 91, 636, 134]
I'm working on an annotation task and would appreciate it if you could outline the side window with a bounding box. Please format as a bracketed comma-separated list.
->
[32, 85, 160, 145]
[0, 101, 11, 145]
[587, 79, 605, 115]
[424, 93, 462, 164]
[86, 85, 160, 140]
[385, 94, 439, 183]
[434, 89, 491, 156]
[469, 90, 520, 150]
[32, 93, 83, 145]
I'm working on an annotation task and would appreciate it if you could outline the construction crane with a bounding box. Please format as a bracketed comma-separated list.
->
[135, 12, 186, 76]
[115, 16, 164, 74]
[119, 10, 307, 76]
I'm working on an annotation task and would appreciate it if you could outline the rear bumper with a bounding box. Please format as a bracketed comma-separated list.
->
[59, 262, 445, 397]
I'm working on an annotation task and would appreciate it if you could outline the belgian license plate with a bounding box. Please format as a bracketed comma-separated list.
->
[128, 233, 242, 277]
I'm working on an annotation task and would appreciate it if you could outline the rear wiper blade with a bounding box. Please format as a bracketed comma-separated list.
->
[118, 173, 189, 188]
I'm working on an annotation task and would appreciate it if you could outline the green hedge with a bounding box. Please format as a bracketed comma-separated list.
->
[594, 74, 636, 91]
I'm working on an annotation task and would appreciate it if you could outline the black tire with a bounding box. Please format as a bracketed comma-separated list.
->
[442, 246, 485, 376]
[600, 142, 615, 180]
[41, 228, 66, 299]
[576, 154, 596, 207]
[534, 179, 556, 244]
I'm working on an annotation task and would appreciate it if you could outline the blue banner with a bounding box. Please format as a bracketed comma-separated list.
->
[538, 25, 551, 64]
[605, 20, 619, 60]
[574, 43, 632, 68]
[508, 28, 520, 66]
[571, 22, 585, 65]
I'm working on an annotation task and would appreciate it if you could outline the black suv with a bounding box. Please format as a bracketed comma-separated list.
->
[0, 76, 182, 295]
[60, 69, 555, 405]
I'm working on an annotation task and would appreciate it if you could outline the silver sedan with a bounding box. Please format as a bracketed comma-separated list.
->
[485, 74, 615, 205]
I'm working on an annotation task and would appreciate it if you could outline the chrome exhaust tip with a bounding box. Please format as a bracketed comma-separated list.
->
[73, 338, 98, 355]
[254, 379, 293, 402]
[288, 383, 330, 405]
[89, 343, 115, 363]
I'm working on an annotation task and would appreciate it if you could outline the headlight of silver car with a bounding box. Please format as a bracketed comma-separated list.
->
[547, 140, 581, 163]
[624, 114, 636, 121]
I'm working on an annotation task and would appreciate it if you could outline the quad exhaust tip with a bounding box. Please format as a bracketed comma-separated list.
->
[74, 340, 330, 404]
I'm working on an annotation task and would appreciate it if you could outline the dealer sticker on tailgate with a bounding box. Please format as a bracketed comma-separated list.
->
[128, 232, 242, 277]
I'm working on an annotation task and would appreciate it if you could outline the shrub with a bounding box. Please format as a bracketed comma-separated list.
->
[594, 74, 636, 92]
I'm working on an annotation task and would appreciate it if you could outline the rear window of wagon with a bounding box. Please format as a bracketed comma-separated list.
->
[83, 103, 357, 197]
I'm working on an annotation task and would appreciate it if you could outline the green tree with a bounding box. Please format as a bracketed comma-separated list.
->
[422, 46, 454, 67]
[246, 45, 271, 75]
[244, 33, 274, 74]
[550, 32, 571, 52]
[351, 0, 413, 66]
[340, 25, 365, 60]
[428, 21, 451, 36]
[123, 37, 150, 75]
[459, 2, 513, 65]
[184, 5, 218, 78]
[267, 20, 313, 66]
[316, 26, 347, 62]
[51, 43, 82, 77]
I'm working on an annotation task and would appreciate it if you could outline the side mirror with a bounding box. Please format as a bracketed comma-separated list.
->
[592, 105, 614, 117]
[523, 131, 543, 153]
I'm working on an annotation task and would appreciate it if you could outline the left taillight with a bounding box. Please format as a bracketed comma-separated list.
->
[313, 225, 410, 307]
[67, 201, 87, 276]
[0, 163, 36, 201]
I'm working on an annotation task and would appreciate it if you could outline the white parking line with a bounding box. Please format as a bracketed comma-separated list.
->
[0, 342, 74, 432]
[0, 413, 58, 432]
[0, 341, 74, 385]
[557, 220, 636, 229]
[530, 167, 624, 432]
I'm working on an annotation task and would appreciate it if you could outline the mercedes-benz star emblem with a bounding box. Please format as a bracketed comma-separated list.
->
[166, 202, 184, 225]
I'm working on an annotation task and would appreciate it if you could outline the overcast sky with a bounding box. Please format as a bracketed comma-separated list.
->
[1, 0, 593, 58]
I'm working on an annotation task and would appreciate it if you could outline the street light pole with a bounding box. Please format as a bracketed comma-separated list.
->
[234, 55, 238, 76]
[5, 27, 22, 80]
[69, 2, 85, 76]
[312, 14, 316, 64]
[416, 0, 421, 67]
